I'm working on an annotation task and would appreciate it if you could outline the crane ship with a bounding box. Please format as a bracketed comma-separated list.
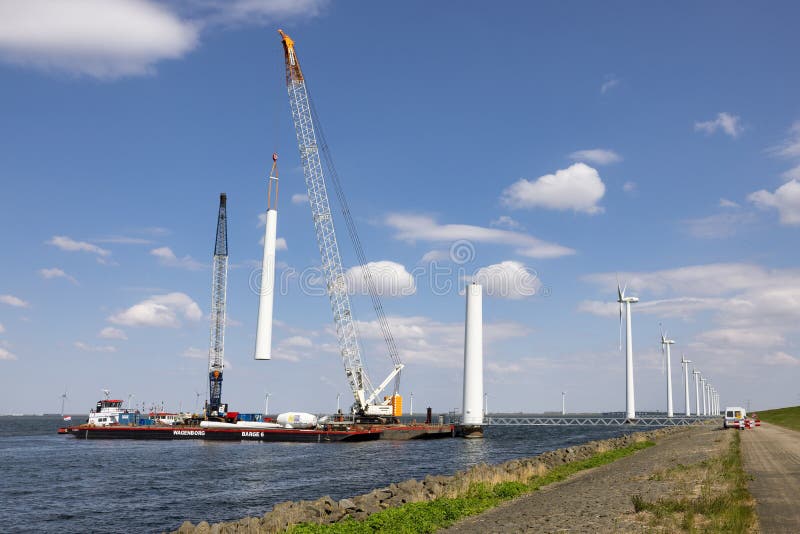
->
[58, 30, 455, 442]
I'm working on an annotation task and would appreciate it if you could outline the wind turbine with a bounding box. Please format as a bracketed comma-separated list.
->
[700, 377, 708, 416]
[618, 282, 639, 420]
[681, 355, 692, 416]
[692, 368, 701, 416]
[60, 387, 68, 417]
[660, 325, 675, 417]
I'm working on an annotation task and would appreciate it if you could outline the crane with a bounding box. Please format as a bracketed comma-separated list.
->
[278, 29, 403, 420]
[207, 193, 229, 417]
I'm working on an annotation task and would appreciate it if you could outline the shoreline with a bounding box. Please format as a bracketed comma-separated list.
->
[172, 425, 694, 533]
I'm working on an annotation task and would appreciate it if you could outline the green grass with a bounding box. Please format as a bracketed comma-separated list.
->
[755, 405, 800, 432]
[631, 432, 756, 532]
[288, 440, 655, 534]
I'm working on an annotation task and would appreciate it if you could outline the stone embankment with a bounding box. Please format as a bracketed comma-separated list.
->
[172, 427, 683, 534]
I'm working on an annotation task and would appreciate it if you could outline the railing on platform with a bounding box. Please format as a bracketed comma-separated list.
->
[483, 415, 715, 426]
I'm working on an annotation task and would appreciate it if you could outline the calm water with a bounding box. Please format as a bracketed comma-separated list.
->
[1, 415, 646, 533]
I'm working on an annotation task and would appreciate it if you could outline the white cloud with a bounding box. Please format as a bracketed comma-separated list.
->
[0, 294, 30, 308]
[622, 181, 637, 193]
[38, 267, 78, 284]
[419, 250, 450, 264]
[150, 246, 204, 270]
[0, 0, 198, 79]
[748, 180, 800, 225]
[696, 328, 785, 349]
[568, 149, 622, 166]
[353, 315, 529, 368]
[291, 193, 308, 205]
[74, 341, 117, 353]
[47, 236, 110, 258]
[194, 0, 328, 27]
[490, 215, 523, 230]
[719, 198, 739, 208]
[386, 214, 575, 259]
[600, 75, 619, 94]
[0, 323, 4, 333]
[684, 212, 754, 239]
[764, 351, 800, 366]
[769, 121, 800, 159]
[469, 261, 542, 300]
[500, 163, 605, 214]
[109, 292, 202, 328]
[345, 261, 416, 297]
[182, 346, 206, 359]
[694, 112, 743, 138]
[257, 234, 288, 249]
[0, 347, 17, 361]
[91, 236, 154, 245]
[782, 165, 800, 181]
[98, 327, 127, 340]
[281, 335, 313, 348]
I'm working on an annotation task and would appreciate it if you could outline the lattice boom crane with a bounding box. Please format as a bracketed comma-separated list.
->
[207, 193, 228, 416]
[278, 30, 403, 418]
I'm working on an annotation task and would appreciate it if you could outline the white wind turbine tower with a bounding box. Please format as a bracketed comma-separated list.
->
[618, 283, 639, 420]
[700, 376, 708, 416]
[660, 325, 675, 417]
[681, 355, 692, 416]
[692, 368, 701, 416]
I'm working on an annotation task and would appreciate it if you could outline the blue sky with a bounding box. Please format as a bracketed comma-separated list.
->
[1, 1, 799, 415]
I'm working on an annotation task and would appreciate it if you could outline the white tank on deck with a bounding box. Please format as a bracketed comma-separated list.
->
[276, 412, 318, 429]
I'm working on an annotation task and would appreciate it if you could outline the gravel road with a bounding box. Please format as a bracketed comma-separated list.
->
[441, 426, 727, 533]
[741, 422, 800, 533]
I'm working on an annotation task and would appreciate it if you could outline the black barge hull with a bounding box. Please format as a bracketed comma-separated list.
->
[62, 425, 380, 442]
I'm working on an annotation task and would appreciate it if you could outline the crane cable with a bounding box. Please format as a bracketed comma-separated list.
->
[307, 96, 403, 392]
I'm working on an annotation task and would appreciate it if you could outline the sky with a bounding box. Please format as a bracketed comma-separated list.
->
[1, 1, 799, 415]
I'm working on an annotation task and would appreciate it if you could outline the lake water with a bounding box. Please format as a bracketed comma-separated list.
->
[1, 415, 648, 533]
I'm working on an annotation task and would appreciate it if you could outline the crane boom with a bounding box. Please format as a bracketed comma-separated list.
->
[207, 193, 228, 416]
[279, 30, 402, 417]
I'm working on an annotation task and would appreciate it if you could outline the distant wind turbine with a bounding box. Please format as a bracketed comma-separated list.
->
[660, 325, 675, 418]
[681, 355, 692, 416]
[618, 282, 639, 420]
[692, 368, 701, 416]
[700, 376, 708, 416]
[60, 387, 68, 417]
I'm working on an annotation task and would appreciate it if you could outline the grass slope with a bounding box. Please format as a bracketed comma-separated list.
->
[754, 405, 800, 432]
[289, 440, 655, 534]
[631, 432, 756, 532]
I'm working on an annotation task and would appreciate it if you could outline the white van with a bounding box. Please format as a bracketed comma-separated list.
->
[724, 406, 746, 429]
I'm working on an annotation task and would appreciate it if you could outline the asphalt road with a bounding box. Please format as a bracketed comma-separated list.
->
[740, 422, 800, 533]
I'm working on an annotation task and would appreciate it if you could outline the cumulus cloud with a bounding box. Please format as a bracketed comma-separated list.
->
[581, 262, 800, 370]
[0, 0, 199, 79]
[490, 215, 523, 230]
[38, 267, 78, 284]
[74, 341, 117, 353]
[109, 292, 202, 327]
[600, 75, 619, 94]
[694, 112, 743, 138]
[47, 236, 110, 258]
[345, 261, 416, 297]
[500, 163, 605, 214]
[568, 149, 622, 166]
[0, 294, 30, 308]
[182, 346, 206, 359]
[353, 315, 529, 368]
[782, 165, 800, 181]
[150, 246, 205, 270]
[768, 121, 800, 159]
[98, 327, 127, 340]
[0, 347, 17, 360]
[385, 214, 575, 259]
[748, 180, 800, 225]
[469, 261, 542, 300]
[684, 212, 755, 239]
[291, 193, 309, 205]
